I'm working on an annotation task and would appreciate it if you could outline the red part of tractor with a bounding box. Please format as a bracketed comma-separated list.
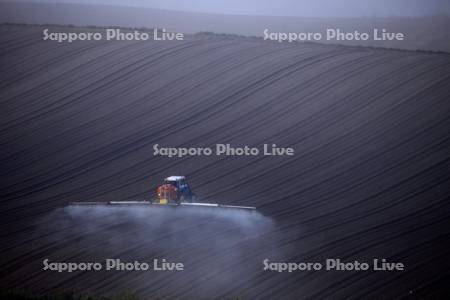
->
[156, 183, 178, 204]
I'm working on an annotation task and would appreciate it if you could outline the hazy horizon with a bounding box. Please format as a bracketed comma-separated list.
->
[8, 0, 450, 17]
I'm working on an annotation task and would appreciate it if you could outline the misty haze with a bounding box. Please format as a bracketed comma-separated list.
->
[15, 0, 450, 17]
[1, 0, 450, 51]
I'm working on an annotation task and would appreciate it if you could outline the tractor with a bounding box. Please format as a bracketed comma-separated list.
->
[155, 176, 196, 205]
[70, 175, 255, 210]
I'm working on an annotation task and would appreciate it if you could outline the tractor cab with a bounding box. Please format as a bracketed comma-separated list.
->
[164, 176, 186, 189]
[156, 176, 195, 204]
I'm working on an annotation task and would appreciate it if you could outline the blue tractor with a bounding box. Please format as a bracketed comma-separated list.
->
[70, 175, 255, 210]
[157, 176, 196, 204]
